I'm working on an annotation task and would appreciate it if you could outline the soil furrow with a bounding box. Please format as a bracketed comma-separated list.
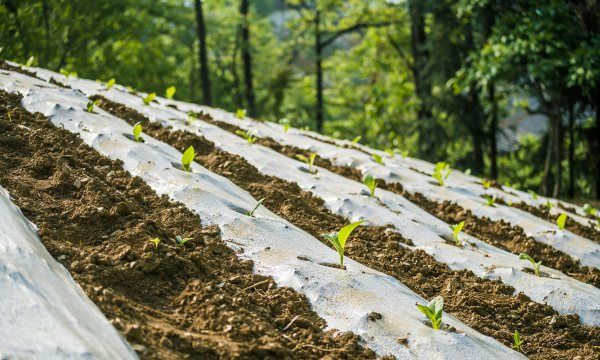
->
[0, 90, 375, 360]
[92, 96, 600, 360]
[200, 117, 600, 288]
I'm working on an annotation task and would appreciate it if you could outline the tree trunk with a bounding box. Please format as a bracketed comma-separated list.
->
[596, 92, 600, 199]
[540, 118, 554, 196]
[488, 84, 498, 179]
[552, 110, 563, 198]
[567, 104, 575, 198]
[194, 0, 212, 106]
[315, 11, 324, 132]
[240, 0, 256, 117]
[41, 0, 51, 66]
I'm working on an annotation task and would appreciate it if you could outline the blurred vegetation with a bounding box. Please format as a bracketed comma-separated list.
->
[0, 0, 598, 199]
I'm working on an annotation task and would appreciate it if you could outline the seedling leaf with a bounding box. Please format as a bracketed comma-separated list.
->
[235, 129, 257, 144]
[236, 108, 246, 119]
[25, 56, 35, 67]
[143, 92, 156, 105]
[296, 153, 317, 174]
[372, 154, 384, 165]
[165, 86, 176, 99]
[556, 213, 567, 230]
[583, 204, 598, 217]
[545, 200, 554, 210]
[279, 118, 290, 133]
[352, 135, 362, 144]
[519, 253, 542, 276]
[528, 190, 538, 200]
[363, 175, 377, 197]
[86, 101, 95, 113]
[106, 78, 116, 90]
[149, 237, 161, 249]
[246, 198, 265, 217]
[181, 146, 195, 172]
[133, 122, 143, 142]
[450, 221, 465, 246]
[175, 235, 193, 247]
[432, 162, 452, 186]
[321, 220, 364, 268]
[416, 296, 444, 330]
[513, 330, 524, 352]
[483, 194, 496, 207]
[482, 179, 492, 189]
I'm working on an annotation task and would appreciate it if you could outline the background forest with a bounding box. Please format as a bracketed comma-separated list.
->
[1, 0, 598, 200]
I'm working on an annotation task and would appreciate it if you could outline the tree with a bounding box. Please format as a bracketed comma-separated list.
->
[239, 0, 256, 117]
[195, 0, 212, 105]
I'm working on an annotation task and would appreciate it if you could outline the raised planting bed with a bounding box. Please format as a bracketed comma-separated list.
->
[0, 65, 534, 359]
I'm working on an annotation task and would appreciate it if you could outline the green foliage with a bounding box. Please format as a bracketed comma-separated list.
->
[583, 204, 598, 217]
[60, 68, 77, 78]
[513, 330, 524, 352]
[556, 213, 567, 230]
[175, 235, 193, 247]
[519, 253, 542, 276]
[86, 101, 95, 113]
[25, 56, 35, 67]
[483, 194, 496, 207]
[235, 129, 257, 144]
[181, 146, 195, 172]
[372, 154, 384, 165]
[165, 86, 176, 99]
[296, 153, 317, 174]
[321, 220, 365, 268]
[279, 118, 290, 133]
[106, 78, 116, 90]
[432, 162, 452, 186]
[450, 221, 465, 246]
[545, 200, 554, 211]
[149, 237, 160, 249]
[482, 179, 492, 189]
[528, 190, 539, 200]
[132, 122, 143, 143]
[246, 198, 265, 217]
[416, 296, 444, 330]
[236, 108, 247, 119]
[352, 135, 362, 144]
[143, 92, 156, 105]
[363, 175, 377, 197]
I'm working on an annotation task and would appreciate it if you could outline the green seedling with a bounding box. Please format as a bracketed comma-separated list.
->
[400, 149, 409, 158]
[432, 162, 452, 186]
[143, 92, 156, 105]
[384, 148, 395, 158]
[279, 118, 290, 133]
[187, 111, 196, 124]
[25, 56, 35, 67]
[246, 198, 265, 217]
[132, 122, 143, 142]
[363, 175, 377, 197]
[372, 154, 384, 165]
[482, 179, 492, 189]
[556, 213, 567, 230]
[484, 194, 496, 207]
[165, 86, 176, 99]
[86, 101, 96, 113]
[60, 68, 77, 78]
[519, 253, 542, 276]
[352, 135, 362, 144]
[181, 146, 195, 172]
[513, 330, 524, 352]
[149, 237, 161, 249]
[175, 235, 193, 247]
[450, 221, 465, 246]
[106, 78, 116, 90]
[235, 129, 257, 144]
[464, 168, 472, 175]
[583, 204, 598, 217]
[416, 296, 444, 330]
[236, 108, 246, 119]
[545, 199, 554, 210]
[528, 190, 538, 200]
[296, 153, 317, 174]
[321, 220, 364, 268]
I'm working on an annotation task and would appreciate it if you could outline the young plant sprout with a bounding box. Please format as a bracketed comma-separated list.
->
[246, 198, 265, 217]
[556, 213, 567, 230]
[450, 221, 465, 246]
[236, 108, 247, 119]
[279, 118, 290, 132]
[372, 154, 384, 165]
[235, 129, 257, 144]
[464, 168, 472, 175]
[296, 153, 317, 174]
[482, 179, 492, 189]
[321, 220, 364, 268]
[519, 253, 542, 276]
[25, 56, 35, 67]
[528, 190, 538, 200]
[187, 111, 196, 124]
[545, 199, 554, 210]
[175, 235, 193, 247]
[352, 135, 362, 144]
[583, 204, 597, 217]
[106, 78, 116, 90]
[432, 162, 452, 186]
[60, 68, 77, 78]
[384, 148, 395, 157]
[513, 330, 524, 352]
[132, 122, 143, 142]
[484, 194, 496, 207]
[86, 101, 96, 113]
[363, 175, 377, 197]
[143, 92, 156, 105]
[181, 146, 195, 172]
[416, 296, 444, 330]
[149, 237, 161, 249]
[165, 86, 176, 99]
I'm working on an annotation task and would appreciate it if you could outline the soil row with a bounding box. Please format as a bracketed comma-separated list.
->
[94, 97, 600, 359]
[0, 89, 376, 359]
[203, 117, 600, 289]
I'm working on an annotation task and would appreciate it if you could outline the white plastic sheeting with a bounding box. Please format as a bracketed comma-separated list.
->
[32, 67, 600, 327]
[0, 68, 527, 359]
[160, 97, 600, 270]
[0, 185, 137, 359]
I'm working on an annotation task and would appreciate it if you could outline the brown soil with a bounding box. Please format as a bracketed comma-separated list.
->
[95, 98, 600, 359]
[201, 115, 600, 289]
[511, 202, 600, 244]
[0, 90, 377, 359]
